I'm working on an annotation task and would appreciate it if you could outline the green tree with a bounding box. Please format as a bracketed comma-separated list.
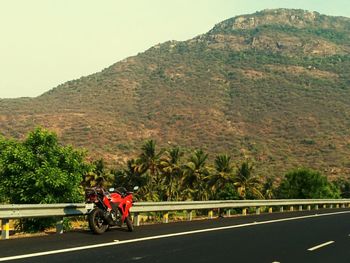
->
[262, 176, 276, 199]
[234, 161, 263, 199]
[83, 158, 113, 188]
[159, 147, 184, 201]
[113, 159, 146, 189]
[136, 140, 164, 201]
[0, 128, 92, 230]
[0, 136, 12, 203]
[277, 168, 340, 199]
[182, 149, 210, 200]
[209, 154, 235, 198]
[137, 140, 164, 177]
[333, 177, 350, 198]
[216, 183, 240, 200]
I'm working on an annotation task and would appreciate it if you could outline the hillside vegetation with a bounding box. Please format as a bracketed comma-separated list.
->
[0, 9, 349, 179]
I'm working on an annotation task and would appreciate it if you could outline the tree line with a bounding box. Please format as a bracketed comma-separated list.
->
[111, 140, 342, 201]
[0, 127, 345, 207]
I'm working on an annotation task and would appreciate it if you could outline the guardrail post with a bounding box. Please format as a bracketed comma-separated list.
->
[226, 209, 231, 217]
[342, 204, 345, 208]
[133, 213, 140, 226]
[242, 208, 247, 216]
[307, 205, 311, 211]
[280, 206, 284, 212]
[315, 205, 319, 210]
[1, 219, 10, 240]
[208, 210, 213, 219]
[188, 211, 193, 221]
[268, 207, 273, 213]
[256, 207, 260, 215]
[323, 204, 327, 209]
[289, 206, 294, 212]
[330, 204, 333, 209]
[336, 204, 339, 208]
[299, 205, 302, 211]
[56, 217, 64, 234]
[348, 203, 350, 208]
[163, 212, 169, 223]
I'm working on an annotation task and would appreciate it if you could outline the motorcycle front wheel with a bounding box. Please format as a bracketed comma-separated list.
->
[88, 208, 109, 234]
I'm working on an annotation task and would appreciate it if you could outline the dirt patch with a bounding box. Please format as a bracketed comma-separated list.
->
[267, 65, 339, 78]
[240, 69, 265, 79]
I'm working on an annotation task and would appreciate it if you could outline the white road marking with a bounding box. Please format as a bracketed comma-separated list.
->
[1, 210, 350, 262]
[307, 241, 335, 251]
[132, 257, 143, 260]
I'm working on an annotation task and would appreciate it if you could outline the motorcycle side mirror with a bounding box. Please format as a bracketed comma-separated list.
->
[133, 186, 139, 191]
[109, 187, 115, 192]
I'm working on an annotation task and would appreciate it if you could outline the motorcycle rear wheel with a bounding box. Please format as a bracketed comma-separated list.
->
[88, 208, 109, 234]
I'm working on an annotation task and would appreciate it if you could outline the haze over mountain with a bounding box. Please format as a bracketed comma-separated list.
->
[1, 9, 349, 178]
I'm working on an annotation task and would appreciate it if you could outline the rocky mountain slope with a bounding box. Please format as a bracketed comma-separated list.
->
[1, 9, 349, 178]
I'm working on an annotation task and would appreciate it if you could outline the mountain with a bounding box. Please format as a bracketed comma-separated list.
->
[1, 9, 349, 178]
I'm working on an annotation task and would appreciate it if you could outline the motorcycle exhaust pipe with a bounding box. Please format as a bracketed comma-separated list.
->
[103, 211, 115, 225]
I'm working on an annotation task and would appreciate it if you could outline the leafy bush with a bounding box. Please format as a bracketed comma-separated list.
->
[0, 127, 92, 231]
[277, 168, 340, 199]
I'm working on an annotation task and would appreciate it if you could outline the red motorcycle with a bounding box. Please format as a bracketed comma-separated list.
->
[85, 186, 138, 234]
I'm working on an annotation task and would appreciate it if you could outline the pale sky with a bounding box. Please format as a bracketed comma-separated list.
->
[0, 0, 349, 98]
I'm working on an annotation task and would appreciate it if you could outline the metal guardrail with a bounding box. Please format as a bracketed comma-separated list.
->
[0, 203, 91, 219]
[1, 199, 350, 239]
[131, 199, 350, 212]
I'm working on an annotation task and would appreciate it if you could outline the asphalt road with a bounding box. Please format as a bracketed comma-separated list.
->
[1, 209, 350, 263]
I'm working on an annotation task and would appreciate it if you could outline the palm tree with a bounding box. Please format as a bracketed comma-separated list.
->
[159, 147, 184, 201]
[262, 176, 275, 199]
[137, 140, 164, 178]
[136, 140, 164, 201]
[115, 158, 159, 201]
[209, 154, 235, 196]
[182, 149, 210, 201]
[234, 161, 263, 199]
[83, 158, 113, 188]
[113, 159, 146, 190]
